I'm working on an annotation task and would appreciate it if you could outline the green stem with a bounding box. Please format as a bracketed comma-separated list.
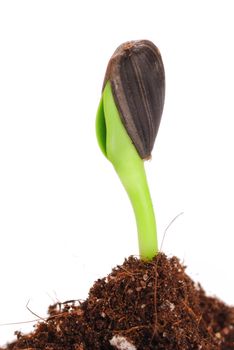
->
[96, 81, 158, 260]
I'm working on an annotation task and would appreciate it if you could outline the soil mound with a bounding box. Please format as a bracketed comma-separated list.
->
[1, 253, 233, 349]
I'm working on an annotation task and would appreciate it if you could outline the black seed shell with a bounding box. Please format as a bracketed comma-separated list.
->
[103, 40, 165, 159]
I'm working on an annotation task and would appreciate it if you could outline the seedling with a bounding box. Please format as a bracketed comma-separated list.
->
[96, 40, 165, 260]
[2, 39, 233, 350]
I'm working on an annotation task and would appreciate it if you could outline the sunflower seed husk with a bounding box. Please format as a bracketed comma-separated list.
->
[103, 40, 165, 159]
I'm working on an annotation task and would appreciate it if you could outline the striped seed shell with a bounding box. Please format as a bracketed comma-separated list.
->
[103, 39, 165, 160]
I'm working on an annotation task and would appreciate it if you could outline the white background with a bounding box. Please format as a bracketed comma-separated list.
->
[0, 0, 234, 346]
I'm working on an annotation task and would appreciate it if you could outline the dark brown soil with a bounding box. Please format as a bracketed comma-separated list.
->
[1, 253, 233, 350]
